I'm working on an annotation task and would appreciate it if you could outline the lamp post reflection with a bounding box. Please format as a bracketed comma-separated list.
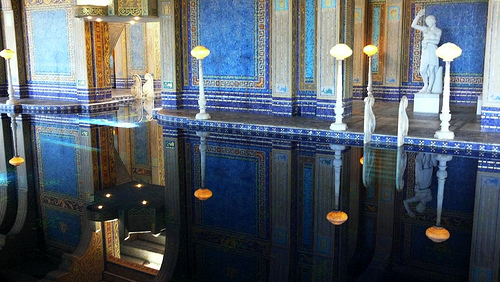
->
[8, 113, 24, 166]
[194, 131, 212, 200]
[327, 145, 348, 225]
[426, 154, 452, 243]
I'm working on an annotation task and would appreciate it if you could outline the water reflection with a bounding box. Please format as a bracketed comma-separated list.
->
[0, 113, 498, 281]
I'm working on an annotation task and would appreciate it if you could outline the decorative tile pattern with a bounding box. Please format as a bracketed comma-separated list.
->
[26, 7, 75, 82]
[187, 0, 269, 90]
[410, 2, 488, 86]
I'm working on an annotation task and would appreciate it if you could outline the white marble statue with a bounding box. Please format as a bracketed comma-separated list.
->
[131, 74, 144, 122]
[131, 74, 143, 99]
[143, 73, 155, 121]
[397, 95, 409, 147]
[403, 153, 437, 217]
[411, 9, 442, 94]
[363, 94, 376, 144]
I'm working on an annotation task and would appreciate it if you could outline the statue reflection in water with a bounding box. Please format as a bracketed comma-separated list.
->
[404, 153, 437, 217]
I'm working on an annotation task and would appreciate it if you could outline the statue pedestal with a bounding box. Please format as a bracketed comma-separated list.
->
[413, 93, 440, 114]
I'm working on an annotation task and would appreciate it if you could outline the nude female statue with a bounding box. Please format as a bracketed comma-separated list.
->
[411, 9, 442, 94]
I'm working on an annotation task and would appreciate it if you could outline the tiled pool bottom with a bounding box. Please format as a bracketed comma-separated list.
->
[156, 100, 500, 158]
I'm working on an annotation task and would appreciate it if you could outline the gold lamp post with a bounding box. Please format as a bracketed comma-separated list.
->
[191, 46, 211, 120]
[0, 49, 18, 105]
[434, 43, 462, 140]
[329, 44, 353, 131]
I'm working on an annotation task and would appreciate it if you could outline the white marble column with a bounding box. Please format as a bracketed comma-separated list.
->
[271, 1, 296, 115]
[480, 1, 500, 130]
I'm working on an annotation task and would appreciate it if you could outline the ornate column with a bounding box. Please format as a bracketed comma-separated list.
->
[316, 0, 353, 119]
[480, 1, 500, 131]
[0, 0, 27, 98]
[159, 0, 182, 109]
[383, 0, 404, 93]
[316, 0, 340, 118]
[74, 18, 112, 103]
[270, 141, 295, 281]
[271, 1, 297, 116]
[352, 0, 367, 97]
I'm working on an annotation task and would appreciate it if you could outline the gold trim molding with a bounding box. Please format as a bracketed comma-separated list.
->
[74, 5, 109, 18]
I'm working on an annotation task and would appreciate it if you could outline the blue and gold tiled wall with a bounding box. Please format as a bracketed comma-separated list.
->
[353, 0, 488, 105]
[24, 1, 78, 101]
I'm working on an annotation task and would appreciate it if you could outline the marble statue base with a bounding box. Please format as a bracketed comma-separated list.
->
[413, 93, 440, 114]
[195, 112, 211, 120]
[434, 130, 454, 140]
[330, 122, 347, 131]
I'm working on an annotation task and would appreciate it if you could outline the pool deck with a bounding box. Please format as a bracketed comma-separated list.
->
[1, 93, 499, 154]
[156, 100, 500, 155]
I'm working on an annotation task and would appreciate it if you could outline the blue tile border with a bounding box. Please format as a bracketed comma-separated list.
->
[155, 111, 500, 158]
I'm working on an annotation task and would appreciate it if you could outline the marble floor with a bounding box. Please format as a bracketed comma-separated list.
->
[157, 100, 500, 147]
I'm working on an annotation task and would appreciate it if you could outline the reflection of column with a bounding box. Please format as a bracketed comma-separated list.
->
[480, 0, 500, 130]
[312, 150, 336, 280]
[150, 121, 165, 185]
[155, 131, 181, 281]
[270, 143, 294, 281]
[470, 170, 500, 282]
[347, 147, 361, 258]
[359, 146, 397, 279]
